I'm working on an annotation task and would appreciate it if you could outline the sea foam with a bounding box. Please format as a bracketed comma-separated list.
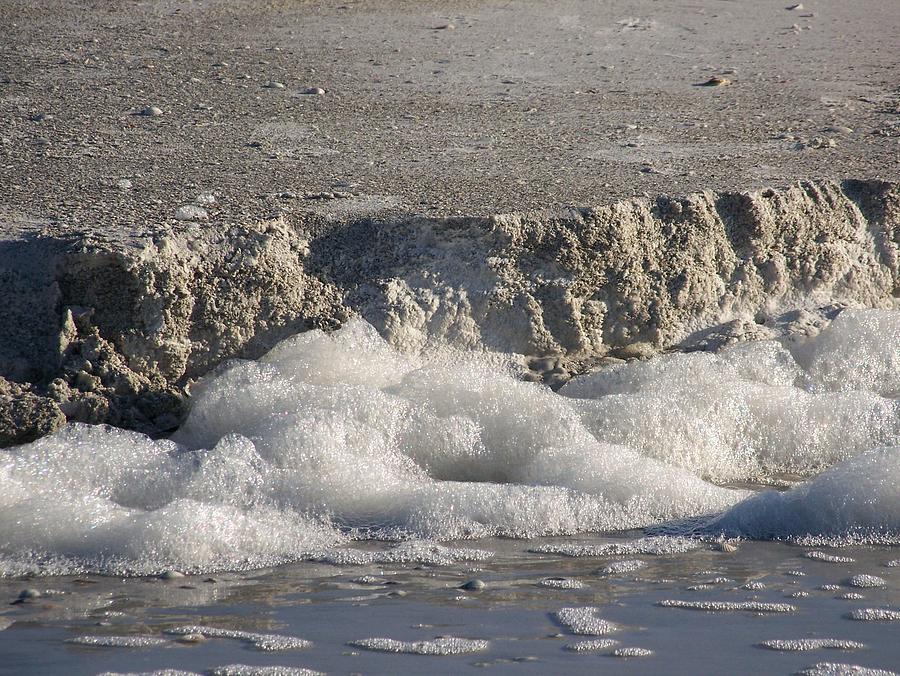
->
[0, 309, 897, 575]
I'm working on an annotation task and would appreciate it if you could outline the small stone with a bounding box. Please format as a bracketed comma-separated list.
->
[433, 24, 455, 30]
[115, 179, 133, 190]
[824, 125, 853, 134]
[18, 589, 41, 600]
[264, 81, 286, 89]
[697, 76, 731, 87]
[159, 570, 186, 580]
[139, 105, 163, 117]
[300, 87, 326, 95]
[786, 3, 803, 9]
[174, 205, 208, 221]
[459, 579, 485, 591]
[29, 113, 52, 122]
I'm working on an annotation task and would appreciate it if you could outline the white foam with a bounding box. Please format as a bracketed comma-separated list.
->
[163, 626, 310, 651]
[303, 542, 492, 566]
[700, 446, 900, 541]
[553, 607, 618, 636]
[798, 664, 899, 676]
[658, 600, 795, 613]
[565, 638, 618, 652]
[845, 575, 886, 589]
[530, 537, 702, 558]
[806, 551, 855, 563]
[847, 609, 900, 622]
[759, 639, 865, 651]
[1, 310, 897, 575]
[97, 672, 201, 676]
[562, 310, 900, 482]
[348, 637, 489, 655]
[599, 560, 646, 576]
[208, 667, 324, 676]
[611, 647, 653, 657]
[66, 635, 168, 648]
[538, 577, 585, 589]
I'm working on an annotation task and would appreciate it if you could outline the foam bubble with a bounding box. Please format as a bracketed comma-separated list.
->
[348, 637, 489, 655]
[699, 446, 900, 541]
[657, 600, 795, 613]
[797, 664, 899, 676]
[759, 639, 866, 651]
[1, 310, 897, 575]
[563, 309, 900, 482]
[553, 607, 618, 636]
[806, 552, 855, 563]
[847, 609, 900, 622]
[163, 626, 310, 651]
[66, 635, 168, 648]
[209, 667, 324, 676]
[598, 560, 646, 576]
[530, 537, 702, 558]
[565, 639, 618, 652]
[538, 577, 585, 589]
[611, 647, 653, 657]
[845, 575, 886, 589]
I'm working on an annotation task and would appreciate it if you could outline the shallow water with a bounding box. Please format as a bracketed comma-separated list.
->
[0, 539, 898, 675]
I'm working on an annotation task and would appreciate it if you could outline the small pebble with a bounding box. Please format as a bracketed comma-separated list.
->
[264, 81, 286, 89]
[459, 579, 485, 591]
[18, 589, 41, 600]
[300, 87, 326, 95]
[139, 105, 163, 117]
[697, 76, 731, 87]
[159, 570, 186, 580]
[116, 179, 133, 190]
